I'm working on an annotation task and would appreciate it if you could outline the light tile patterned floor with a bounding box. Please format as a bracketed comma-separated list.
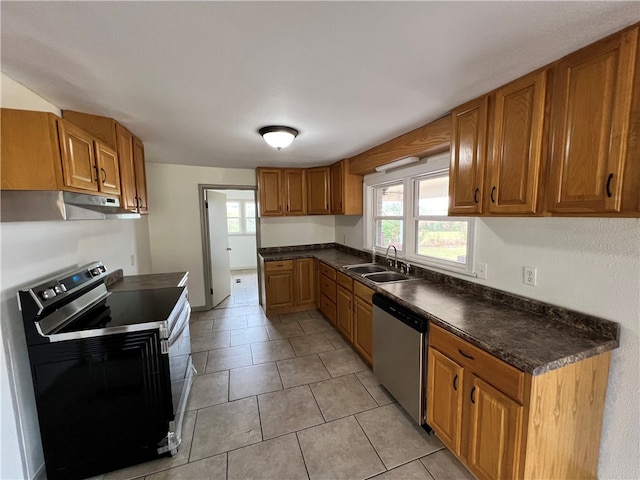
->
[96, 270, 475, 480]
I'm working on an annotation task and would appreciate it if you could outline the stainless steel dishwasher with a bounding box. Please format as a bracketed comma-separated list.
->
[372, 293, 428, 425]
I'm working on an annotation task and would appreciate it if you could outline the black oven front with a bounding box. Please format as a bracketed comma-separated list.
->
[18, 262, 195, 480]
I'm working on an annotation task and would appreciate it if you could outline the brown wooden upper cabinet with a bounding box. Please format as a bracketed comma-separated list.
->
[1, 109, 122, 196]
[257, 167, 307, 216]
[547, 26, 639, 214]
[62, 110, 149, 213]
[487, 69, 547, 215]
[283, 169, 307, 215]
[330, 159, 363, 215]
[449, 97, 488, 215]
[307, 166, 331, 214]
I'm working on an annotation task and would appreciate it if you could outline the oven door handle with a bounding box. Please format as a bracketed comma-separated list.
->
[168, 302, 191, 347]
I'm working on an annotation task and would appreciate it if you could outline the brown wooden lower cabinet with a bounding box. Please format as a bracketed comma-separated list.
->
[427, 323, 611, 480]
[353, 283, 374, 365]
[336, 285, 353, 341]
[264, 258, 315, 315]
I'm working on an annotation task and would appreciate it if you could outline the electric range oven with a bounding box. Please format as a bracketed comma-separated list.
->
[18, 262, 195, 480]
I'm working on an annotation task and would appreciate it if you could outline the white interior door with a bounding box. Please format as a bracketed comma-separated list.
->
[207, 191, 231, 307]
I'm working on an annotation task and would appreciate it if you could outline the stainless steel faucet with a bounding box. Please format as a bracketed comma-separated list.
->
[385, 244, 398, 268]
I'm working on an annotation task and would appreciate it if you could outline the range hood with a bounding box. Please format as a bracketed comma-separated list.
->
[1, 191, 141, 222]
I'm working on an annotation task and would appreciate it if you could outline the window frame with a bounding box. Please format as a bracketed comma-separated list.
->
[372, 180, 405, 252]
[363, 152, 477, 276]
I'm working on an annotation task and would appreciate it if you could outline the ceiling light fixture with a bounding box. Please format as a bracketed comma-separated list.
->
[375, 156, 420, 172]
[258, 126, 299, 150]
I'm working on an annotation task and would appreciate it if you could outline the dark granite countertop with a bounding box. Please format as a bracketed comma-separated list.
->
[106, 270, 188, 292]
[260, 248, 619, 375]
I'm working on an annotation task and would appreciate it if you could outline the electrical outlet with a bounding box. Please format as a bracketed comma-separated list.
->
[524, 266, 537, 286]
[477, 262, 488, 279]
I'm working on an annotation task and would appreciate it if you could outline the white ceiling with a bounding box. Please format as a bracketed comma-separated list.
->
[2, 2, 638, 169]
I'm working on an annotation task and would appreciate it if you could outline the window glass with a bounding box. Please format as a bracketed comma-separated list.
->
[416, 220, 468, 263]
[246, 217, 256, 233]
[376, 219, 403, 250]
[417, 176, 449, 216]
[227, 218, 240, 233]
[376, 184, 403, 216]
[245, 202, 256, 219]
[226, 201, 240, 218]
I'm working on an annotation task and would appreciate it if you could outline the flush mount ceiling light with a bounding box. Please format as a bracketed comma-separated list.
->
[258, 126, 299, 150]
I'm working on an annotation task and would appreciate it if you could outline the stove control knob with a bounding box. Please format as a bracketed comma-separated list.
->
[40, 288, 56, 300]
[53, 284, 67, 294]
[90, 268, 101, 276]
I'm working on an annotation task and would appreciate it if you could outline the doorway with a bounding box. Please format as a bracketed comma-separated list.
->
[199, 185, 259, 311]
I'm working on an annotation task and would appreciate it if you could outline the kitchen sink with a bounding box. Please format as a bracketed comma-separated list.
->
[362, 271, 411, 283]
[343, 263, 388, 274]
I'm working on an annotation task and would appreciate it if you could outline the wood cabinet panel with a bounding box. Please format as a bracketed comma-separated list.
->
[319, 294, 337, 325]
[466, 376, 523, 480]
[330, 160, 363, 215]
[132, 136, 148, 213]
[116, 124, 137, 210]
[336, 271, 353, 291]
[488, 70, 547, 214]
[336, 285, 353, 341]
[430, 324, 525, 403]
[58, 120, 99, 192]
[427, 347, 464, 455]
[449, 97, 488, 214]
[548, 27, 638, 213]
[283, 169, 307, 215]
[265, 271, 294, 310]
[353, 295, 373, 365]
[318, 263, 336, 281]
[319, 274, 337, 304]
[95, 141, 121, 195]
[307, 166, 331, 214]
[294, 258, 315, 305]
[1, 109, 63, 190]
[257, 168, 283, 216]
[265, 260, 294, 272]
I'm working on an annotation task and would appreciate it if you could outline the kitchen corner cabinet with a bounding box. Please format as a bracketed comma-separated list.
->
[330, 160, 363, 215]
[427, 323, 611, 480]
[547, 26, 639, 214]
[264, 258, 315, 315]
[62, 110, 149, 213]
[487, 70, 547, 214]
[449, 97, 488, 215]
[307, 166, 331, 214]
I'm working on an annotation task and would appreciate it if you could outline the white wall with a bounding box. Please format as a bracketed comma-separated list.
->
[145, 163, 255, 307]
[0, 74, 153, 480]
[336, 214, 640, 479]
[260, 216, 336, 248]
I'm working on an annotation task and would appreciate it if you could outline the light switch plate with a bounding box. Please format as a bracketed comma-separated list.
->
[477, 262, 488, 279]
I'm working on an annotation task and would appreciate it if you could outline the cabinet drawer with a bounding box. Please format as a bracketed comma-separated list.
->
[336, 271, 353, 291]
[430, 323, 526, 403]
[318, 263, 336, 281]
[265, 260, 293, 272]
[320, 294, 336, 324]
[320, 274, 337, 303]
[353, 281, 374, 303]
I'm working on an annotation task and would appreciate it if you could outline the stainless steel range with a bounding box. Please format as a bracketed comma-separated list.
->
[18, 261, 195, 480]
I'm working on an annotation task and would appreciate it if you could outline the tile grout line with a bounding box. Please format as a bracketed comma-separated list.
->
[294, 431, 312, 480]
[353, 413, 389, 474]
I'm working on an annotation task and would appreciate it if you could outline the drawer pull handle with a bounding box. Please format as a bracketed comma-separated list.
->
[458, 349, 475, 360]
[474, 187, 479, 204]
[470, 386, 476, 404]
[453, 374, 458, 391]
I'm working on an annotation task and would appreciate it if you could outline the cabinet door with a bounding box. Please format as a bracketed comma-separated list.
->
[133, 136, 148, 214]
[314, 260, 321, 309]
[257, 168, 283, 216]
[265, 271, 294, 309]
[449, 97, 488, 215]
[336, 286, 353, 341]
[294, 258, 315, 305]
[95, 141, 121, 195]
[353, 296, 373, 364]
[284, 169, 307, 215]
[307, 167, 331, 214]
[467, 375, 523, 480]
[427, 347, 464, 455]
[488, 70, 547, 214]
[548, 27, 638, 213]
[58, 120, 99, 192]
[330, 162, 344, 214]
[116, 124, 137, 211]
